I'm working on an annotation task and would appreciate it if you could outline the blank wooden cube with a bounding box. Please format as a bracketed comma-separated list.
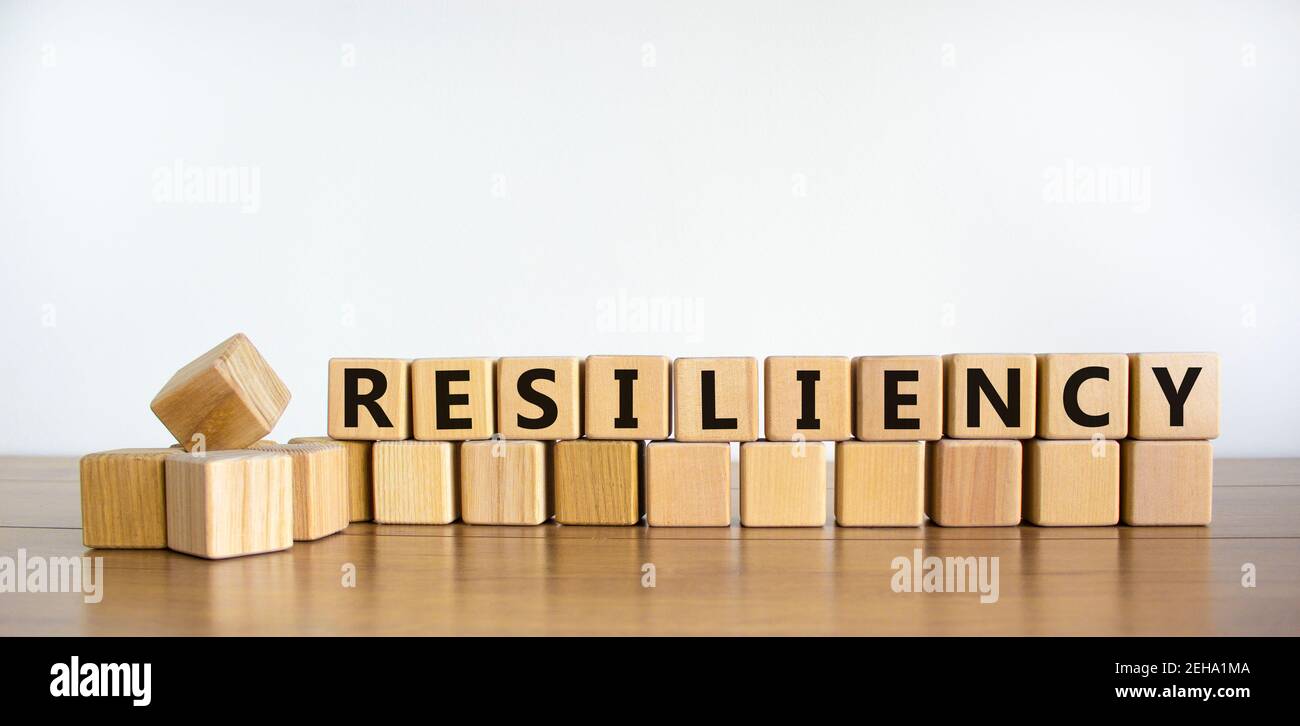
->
[853, 355, 943, 441]
[411, 358, 495, 441]
[834, 441, 924, 527]
[1024, 440, 1119, 526]
[583, 355, 671, 440]
[150, 333, 290, 451]
[80, 448, 172, 548]
[252, 442, 350, 540]
[645, 442, 731, 527]
[328, 358, 410, 440]
[943, 354, 1036, 439]
[460, 440, 551, 525]
[1121, 440, 1213, 525]
[373, 441, 460, 525]
[288, 436, 373, 521]
[739, 441, 826, 527]
[674, 357, 759, 442]
[764, 356, 851, 441]
[1129, 353, 1220, 440]
[1037, 353, 1128, 439]
[165, 450, 293, 559]
[497, 357, 582, 440]
[927, 440, 1021, 526]
[554, 440, 643, 525]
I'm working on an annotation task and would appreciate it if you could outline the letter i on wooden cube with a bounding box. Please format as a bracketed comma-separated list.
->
[554, 440, 643, 525]
[764, 356, 851, 441]
[497, 357, 582, 440]
[943, 354, 1036, 439]
[583, 355, 671, 440]
[252, 442, 350, 540]
[80, 449, 173, 548]
[835, 441, 924, 527]
[674, 357, 759, 442]
[853, 356, 943, 441]
[645, 442, 732, 527]
[460, 440, 551, 525]
[1023, 440, 1119, 526]
[927, 440, 1021, 526]
[165, 450, 293, 559]
[1128, 353, 1220, 440]
[412, 358, 496, 440]
[329, 358, 411, 440]
[1121, 440, 1213, 525]
[373, 441, 460, 524]
[739, 441, 826, 527]
[289, 437, 373, 521]
[1037, 353, 1128, 439]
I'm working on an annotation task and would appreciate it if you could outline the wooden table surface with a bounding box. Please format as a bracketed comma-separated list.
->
[1, 455, 1297, 636]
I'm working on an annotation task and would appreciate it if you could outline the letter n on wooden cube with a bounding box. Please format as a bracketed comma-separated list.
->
[740, 441, 826, 527]
[497, 357, 582, 440]
[645, 442, 731, 527]
[674, 357, 759, 442]
[764, 356, 851, 441]
[835, 441, 924, 527]
[1128, 353, 1220, 440]
[412, 358, 496, 440]
[583, 355, 671, 440]
[460, 440, 551, 525]
[373, 441, 460, 524]
[165, 451, 293, 559]
[1037, 353, 1128, 439]
[253, 442, 350, 539]
[80, 448, 172, 548]
[943, 354, 1036, 439]
[1120, 440, 1212, 525]
[1023, 440, 1119, 526]
[328, 358, 411, 440]
[927, 440, 1021, 526]
[555, 440, 643, 525]
[853, 356, 943, 441]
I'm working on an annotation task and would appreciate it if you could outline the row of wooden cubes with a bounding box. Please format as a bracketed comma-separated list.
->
[327, 353, 1220, 443]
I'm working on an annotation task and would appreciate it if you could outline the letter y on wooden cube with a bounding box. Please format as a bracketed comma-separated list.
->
[1037, 353, 1128, 439]
[583, 355, 671, 440]
[739, 441, 826, 527]
[554, 440, 643, 525]
[674, 357, 759, 442]
[80, 448, 173, 548]
[329, 358, 411, 440]
[497, 357, 582, 440]
[943, 354, 1036, 439]
[165, 451, 293, 559]
[1128, 353, 1220, 440]
[412, 358, 496, 440]
[764, 356, 851, 441]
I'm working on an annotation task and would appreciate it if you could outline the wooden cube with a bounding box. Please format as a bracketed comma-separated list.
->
[1129, 353, 1220, 440]
[834, 441, 924, 527]
[943, 354, 1036, 439]
[674, 357, 759, 442]
[150, 333, 290, 451]
[764, 356, 851, 441]
[252, 442, 350, 540]
[411, 358, 495, 441]
[328, 358, 410, 440]
[1037, 353, 1128, 439]
[460, 440, 551, 525]
[583, 355, 671, 440]
[554, 440, 643, 525]
[288, 436, 373, 521]
[80, 448, 172, 548]
[373, 441, 460, 525]
[926, 440, 1021, 526]
[497, 357, 582, 440]
[853, 355, 943, 441]
[1023, 440, 1119, 526]
[1121, 440, 1213, 525]
[645, 442, 731, 527]
[164, 450, 293, 559]
[739, 441, 826, 527]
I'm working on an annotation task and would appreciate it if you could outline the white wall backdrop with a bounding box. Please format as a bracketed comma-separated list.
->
[1, 1, 1297, 456]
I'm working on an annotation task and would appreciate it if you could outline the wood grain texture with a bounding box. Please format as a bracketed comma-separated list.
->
[163, 450, 293, 559]
[927, 439, 1022, 526]
[150, 333, 290, 452]
[853, 355, 943, 441]
[1121, 440, 1213, 525]
[411, 358, 495, 440]
[673, 357, 759, 442]
[1128, 352, 1220, 440]
[460, 440, 551, 525]
[583, 355, 671, 440]
[1037, 353, 1128, 439]
[328, 358, 411, 440]
[79, 448, 172, 548]
[288, 437, 373, 521]
[739, 441, 826, 527]
[554, 440, 642, 525]
[943, 354, 1037, 439]
[835, 441, 924, 527]
[1024, 439, 1119, 526]
[252, 442, 349, 540]
[372, 441, 459, 525]
[764, 356, 851, 441]
[497, 357, 582, 440]
[645, 442, 731, 527]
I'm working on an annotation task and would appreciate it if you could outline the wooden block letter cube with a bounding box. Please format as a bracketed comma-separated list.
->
[764, 356, 851, 441]
[412, 358, 496, 441]
[674, 357, 759, 442]
[927, 440, 1022, 526]
[328, 358, 411, 440]
[253, 442, 350, 540]
[289, 436, 373, 521]
[645, 442, 732, 527]
[460, 440, 551, 525]
[834, 441, 925, 527]
[1128, 353, 1220, 440]
[80, 448, 173, 548]
[943, 354, 1036, 439]
[739, 441, 826, 527]
[1037, 353, 1128, 439]
[554, 440, 643, 525]
[164, 450, 293, 559]
[373, 441, 460, 525]
[1023, 440, 1119, 526]
[583, 355, 671, 440]
[853, 355, 943, 441]
[1120, 440, 1213, 525]
[497, 357, 582, 440]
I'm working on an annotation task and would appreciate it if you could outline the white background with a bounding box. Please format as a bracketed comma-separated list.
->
[1, 1, 1296, 456]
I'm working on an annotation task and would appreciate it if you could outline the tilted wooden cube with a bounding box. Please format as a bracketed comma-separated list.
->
[1128, 353, 1220, 440]
[497, 357, 582, 440]
[1037, 353, 1128, 440]
[853, 355, 943, 441]
[1121, 440, 1213, 525]
[835, 441, 925, 527]
[764, 356, 852, 441]
[328, 358, 411, 440]
[1023, 439, 1119, 526]
[412, 357, 496, 441]
[926, 440, 1022, 526]
[150, 333, 290, 452]
[943, 354, 1036, 439]
[252, 442, 349, 540]
[739, 441, 826, 527]
[554, 440, 643, 525]
[460, 440, 551, 525]
[80, 448, 173, 548]
[583, 355, 671, 440]
[645, 442, 732, 527]
[674, 357, 759, 442]
[373, 441, 460, 524]
[164, 450, 293, 559]
[288, 436, 373, 521]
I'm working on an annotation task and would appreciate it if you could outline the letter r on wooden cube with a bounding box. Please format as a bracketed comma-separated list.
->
[674, 357, 759, 442]
[165, 450, 294, 559]
[554, 440, 643, 525]
[497, 357, 582, 440]
[927, 440, 1022, 526]
[853, 355, 943, 441]
[1023, 440, 1119, 526]
[645, 442, 732, 527]
[740, 441, 826, 527]
[583, 355, 671, 440]
[835, 441, 924, 527]
[80, 448, 173, 548]
[412, 358, 496, 441]
[943, 354, 1037, 439]
[1128, 353, 1220, 440]
[1121, 440, 1213, 525]
[460, 440, 551, 525]
[764, 356, 851, 441]
[1037, 353, 1128, 440]
[328, 358, 411, 440]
